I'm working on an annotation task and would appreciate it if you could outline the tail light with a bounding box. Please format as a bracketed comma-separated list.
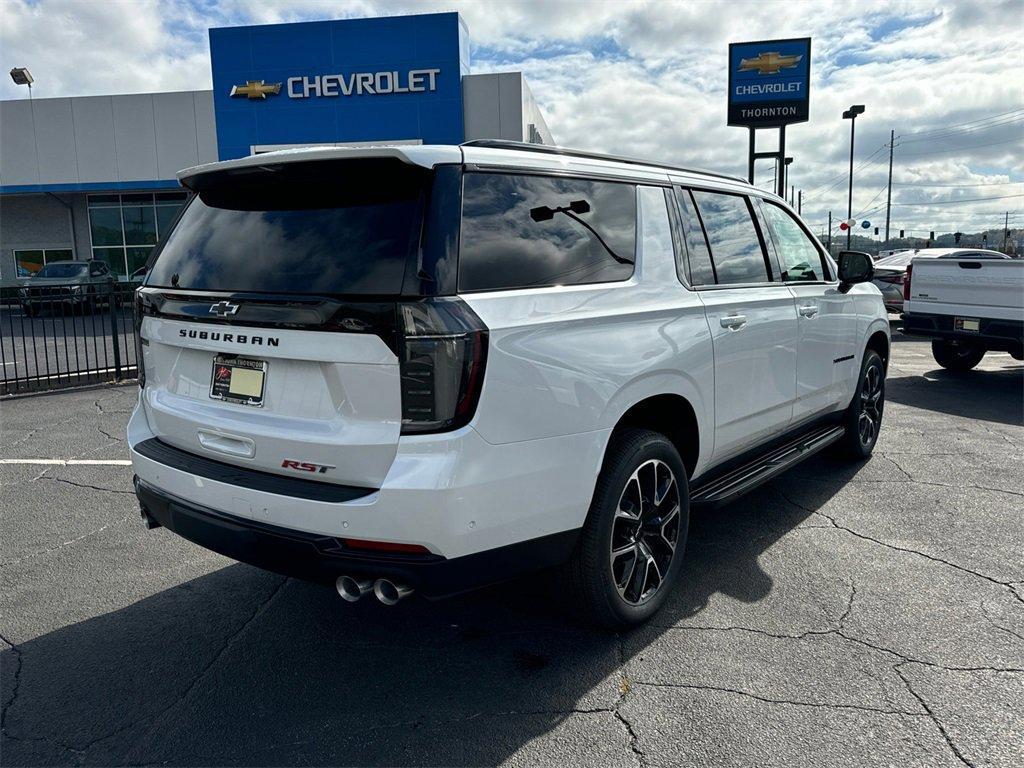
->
[903, 263, 913, 301]
[134, 289, 148, 388]
[398, 298, 488, 435]
[876, 273, 903, 284]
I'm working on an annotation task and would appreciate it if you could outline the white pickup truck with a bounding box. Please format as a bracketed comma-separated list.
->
[902, 254, 1024, 370]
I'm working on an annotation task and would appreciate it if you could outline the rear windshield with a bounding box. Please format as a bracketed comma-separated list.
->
[147, 159, 428, 296]
[36, 263, 88, 278]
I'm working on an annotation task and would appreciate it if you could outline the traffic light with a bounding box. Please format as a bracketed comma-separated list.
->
[982, 233, 988, 243]
[899, 229, 905, 238]
[954, 232, 962, 244]
[874, 227, 879, 235]
[930, 231, 935, 240]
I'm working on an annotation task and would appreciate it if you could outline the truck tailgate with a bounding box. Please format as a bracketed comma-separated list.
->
[906, 258, 1024, 322]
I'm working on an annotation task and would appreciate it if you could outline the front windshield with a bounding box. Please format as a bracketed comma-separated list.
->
[35, 263, 89, 279]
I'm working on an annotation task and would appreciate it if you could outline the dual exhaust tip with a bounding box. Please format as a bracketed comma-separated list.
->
[336, 575, 413, 605]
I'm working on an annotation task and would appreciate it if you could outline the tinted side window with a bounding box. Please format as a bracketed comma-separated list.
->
[459, 173, 636, 292]
[760, 202, 828, 282]
[690, 191, 770, 285]
[673, 188, 715, 286]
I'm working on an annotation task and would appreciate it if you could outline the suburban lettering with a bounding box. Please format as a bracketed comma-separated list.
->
[175, 328, 280, 346]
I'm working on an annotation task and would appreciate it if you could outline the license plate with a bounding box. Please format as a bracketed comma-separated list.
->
[210, 355, 267, 407]
[955, 317, 980, 333]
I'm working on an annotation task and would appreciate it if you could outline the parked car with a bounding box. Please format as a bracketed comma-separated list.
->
[903, 254, 1023, 370]
[19, 259, 116, 315]
[872, 248, 1009, 313]
[130, 142, 889, 627]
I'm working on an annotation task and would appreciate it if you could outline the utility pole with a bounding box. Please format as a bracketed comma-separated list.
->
[827, 211, 832, 254]
[797, 190, 802, 215]
[1004, 211, 1010, 251]
[790, 184, 795, 206]
[884, 129, 894, 245]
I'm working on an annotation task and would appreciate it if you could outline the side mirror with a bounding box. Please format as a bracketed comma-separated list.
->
[838, 250, 874, 286]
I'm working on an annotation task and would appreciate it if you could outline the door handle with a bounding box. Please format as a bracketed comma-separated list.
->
[720, 314, 747, 330]
[799, 305, 819, 318]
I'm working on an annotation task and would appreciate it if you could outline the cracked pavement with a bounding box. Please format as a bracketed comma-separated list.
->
[1, 332, 1022, 767]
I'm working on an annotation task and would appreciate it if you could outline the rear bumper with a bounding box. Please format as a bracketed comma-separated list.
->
[128, 394, 606, 587]
[135, 478, 577, 598]
[902, 311, 1024, 353]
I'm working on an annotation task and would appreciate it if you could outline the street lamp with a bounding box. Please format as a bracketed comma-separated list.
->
[783, 157, 793, 201]
[842, 104, 865, 248]
[10, 67, 34, 93]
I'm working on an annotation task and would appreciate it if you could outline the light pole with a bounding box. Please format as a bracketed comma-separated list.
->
[842, 104, 865, 248]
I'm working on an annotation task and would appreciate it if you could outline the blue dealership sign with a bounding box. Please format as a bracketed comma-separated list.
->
[209, 12, 470, 160]
[728, 38, 811, 127]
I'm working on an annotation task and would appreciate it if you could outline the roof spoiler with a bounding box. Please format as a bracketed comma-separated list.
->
[177, 145, 458, 190]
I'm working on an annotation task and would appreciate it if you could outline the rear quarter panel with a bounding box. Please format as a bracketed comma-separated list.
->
[462, 232, 715, 478]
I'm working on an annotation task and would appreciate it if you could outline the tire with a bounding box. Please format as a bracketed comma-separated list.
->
[838, 349, 885, 460]
[566, 428, 690, 629]
[931, 340, 985, 372]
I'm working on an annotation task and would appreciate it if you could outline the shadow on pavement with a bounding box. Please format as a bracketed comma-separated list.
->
[0, 454, 870, 767]
[885, 363, 1024, 427]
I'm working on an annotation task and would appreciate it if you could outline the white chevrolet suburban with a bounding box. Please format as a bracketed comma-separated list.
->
[129, 141, 890, 627]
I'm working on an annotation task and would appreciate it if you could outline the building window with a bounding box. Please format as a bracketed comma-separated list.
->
[88, 192, 188, 279]
[14, 248, 74, 275]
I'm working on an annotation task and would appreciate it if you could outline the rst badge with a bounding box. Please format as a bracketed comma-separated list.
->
[281, 459, 335, 474]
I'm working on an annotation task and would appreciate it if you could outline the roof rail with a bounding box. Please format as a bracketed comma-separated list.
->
[460, 139, 745, 184]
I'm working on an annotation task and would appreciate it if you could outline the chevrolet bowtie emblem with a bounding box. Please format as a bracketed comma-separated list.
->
[739, 52, 803, 75]
[229, 80, 282, 99]
[209, 301, 240, 317]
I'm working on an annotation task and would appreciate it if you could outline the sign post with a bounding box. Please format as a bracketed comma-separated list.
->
[728, 38, 811, 198]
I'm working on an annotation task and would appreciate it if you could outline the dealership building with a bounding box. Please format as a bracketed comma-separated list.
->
[0, 12, 552, 286]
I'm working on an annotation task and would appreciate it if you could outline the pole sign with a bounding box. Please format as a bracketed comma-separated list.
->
[728, 38, 811, 127]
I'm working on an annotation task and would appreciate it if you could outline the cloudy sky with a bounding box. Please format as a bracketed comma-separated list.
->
[1, 0, 1022, 238]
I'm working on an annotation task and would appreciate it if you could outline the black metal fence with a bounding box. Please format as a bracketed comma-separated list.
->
[1, 282, 139, 396]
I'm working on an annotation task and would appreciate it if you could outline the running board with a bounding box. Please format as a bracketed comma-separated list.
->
[690, 424, 846, 507]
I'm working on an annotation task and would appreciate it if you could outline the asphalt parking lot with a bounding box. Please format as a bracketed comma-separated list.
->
[1, 331, 1022, 767]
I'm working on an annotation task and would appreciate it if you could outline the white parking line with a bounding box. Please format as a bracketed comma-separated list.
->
[0, 459, 132, 465]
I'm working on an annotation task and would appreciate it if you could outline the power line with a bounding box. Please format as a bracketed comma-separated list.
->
[900, 108, 1024, 139]
[900, 136, 1022, 158]
[890, 193, 1024, 207]
[891, 180, 1022, 188]
[804, 145, 889, 199]
[853, 183, 889, 218]
[899, 115, 1024, 144]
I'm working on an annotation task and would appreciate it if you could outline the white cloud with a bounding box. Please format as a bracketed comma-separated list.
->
[1, 0, 1021, 234]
